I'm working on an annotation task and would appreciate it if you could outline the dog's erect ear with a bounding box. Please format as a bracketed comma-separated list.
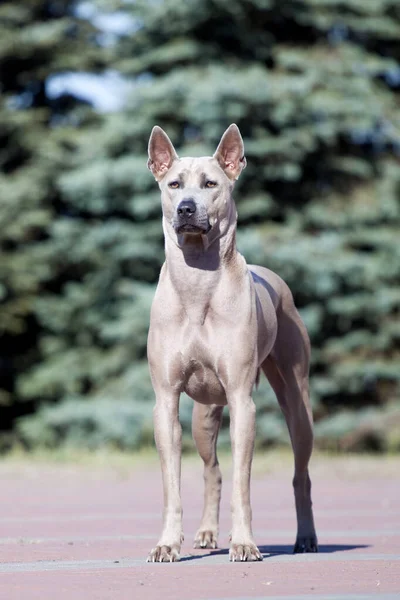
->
[147, 126, 179, 181]
[213, 124, 246, 180]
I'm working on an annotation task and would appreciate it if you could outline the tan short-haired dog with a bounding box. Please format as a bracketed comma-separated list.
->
[147, 124, 318, 562]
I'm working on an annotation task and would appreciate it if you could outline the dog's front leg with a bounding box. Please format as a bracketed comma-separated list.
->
[192, 402, 224, 549]
[147, 392, 183, 562]
[228, 393, 262, 561]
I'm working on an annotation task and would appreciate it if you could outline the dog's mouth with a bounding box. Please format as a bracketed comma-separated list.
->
[175, 222, 211, 235]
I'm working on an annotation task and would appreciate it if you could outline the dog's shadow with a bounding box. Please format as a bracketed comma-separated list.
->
[179, 543, 369, 562]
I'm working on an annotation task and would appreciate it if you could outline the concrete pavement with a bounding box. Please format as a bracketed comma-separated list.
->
[0, 452, 399, 599]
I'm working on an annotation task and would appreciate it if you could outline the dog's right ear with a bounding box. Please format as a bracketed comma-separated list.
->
[147, 126, 178, 181]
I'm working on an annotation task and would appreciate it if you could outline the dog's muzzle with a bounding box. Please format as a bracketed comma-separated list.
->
[174, 198, 211, 234]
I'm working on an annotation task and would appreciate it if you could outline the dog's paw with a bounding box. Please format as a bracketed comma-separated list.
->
[146, 544, 181, 563]
[193, 529, 218, 549]
[229, 542, 263, 562]
[294, 535, 318, 553]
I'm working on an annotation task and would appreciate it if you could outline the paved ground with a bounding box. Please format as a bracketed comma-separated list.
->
[0, 452, 399, 599]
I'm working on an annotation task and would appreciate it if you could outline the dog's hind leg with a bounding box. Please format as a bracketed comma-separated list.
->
[192, 402, 224, 549]
[262, 306, 318, 553]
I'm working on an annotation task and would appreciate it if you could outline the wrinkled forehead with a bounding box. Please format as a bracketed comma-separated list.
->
[164, 156, 223, 185]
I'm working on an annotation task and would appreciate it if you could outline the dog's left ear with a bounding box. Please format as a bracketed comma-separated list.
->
[148, 126, 179, 181]
[213, 124, 246, 180]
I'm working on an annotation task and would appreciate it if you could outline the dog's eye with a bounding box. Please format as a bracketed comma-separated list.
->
[168, 181, 180, 189]
[205, 181, 217, 188]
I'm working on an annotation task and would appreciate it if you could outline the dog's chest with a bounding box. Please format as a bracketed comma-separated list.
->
[184, 361, 226, 405]
[175, 324, 228, 405]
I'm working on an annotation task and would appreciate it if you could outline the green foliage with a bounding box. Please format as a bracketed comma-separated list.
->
[1, 0, 399, 452]
[314, 402, 400, 452]
[17, 397, 152, 450]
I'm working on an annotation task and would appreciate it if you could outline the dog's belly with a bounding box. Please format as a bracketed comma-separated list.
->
[184, 362, 227, 406]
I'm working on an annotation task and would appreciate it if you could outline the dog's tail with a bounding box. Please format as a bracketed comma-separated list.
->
[255, 367, 261, 390]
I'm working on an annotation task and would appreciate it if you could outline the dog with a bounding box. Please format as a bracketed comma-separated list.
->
[146, 124, 318, 562]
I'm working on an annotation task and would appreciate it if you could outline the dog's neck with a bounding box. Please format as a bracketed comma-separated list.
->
[163, 215, 244, 325]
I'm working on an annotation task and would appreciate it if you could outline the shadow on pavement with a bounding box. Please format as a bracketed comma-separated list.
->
[258, 543, 370, 555]
[179, 543, 369, 562]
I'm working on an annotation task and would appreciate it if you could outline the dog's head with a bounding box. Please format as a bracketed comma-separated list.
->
[147, 124, 246, 243]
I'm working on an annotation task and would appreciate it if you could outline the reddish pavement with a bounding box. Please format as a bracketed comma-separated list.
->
[0, 454, 399, 600]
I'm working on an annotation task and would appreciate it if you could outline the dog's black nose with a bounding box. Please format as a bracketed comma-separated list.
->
[177, 199, 196, 217]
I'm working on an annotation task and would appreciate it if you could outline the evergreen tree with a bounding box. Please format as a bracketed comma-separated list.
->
[2, 0, 399, 451]
[0, 0, 109, 437]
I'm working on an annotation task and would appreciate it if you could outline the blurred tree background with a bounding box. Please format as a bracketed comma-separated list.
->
[1, 0, 399, 453]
